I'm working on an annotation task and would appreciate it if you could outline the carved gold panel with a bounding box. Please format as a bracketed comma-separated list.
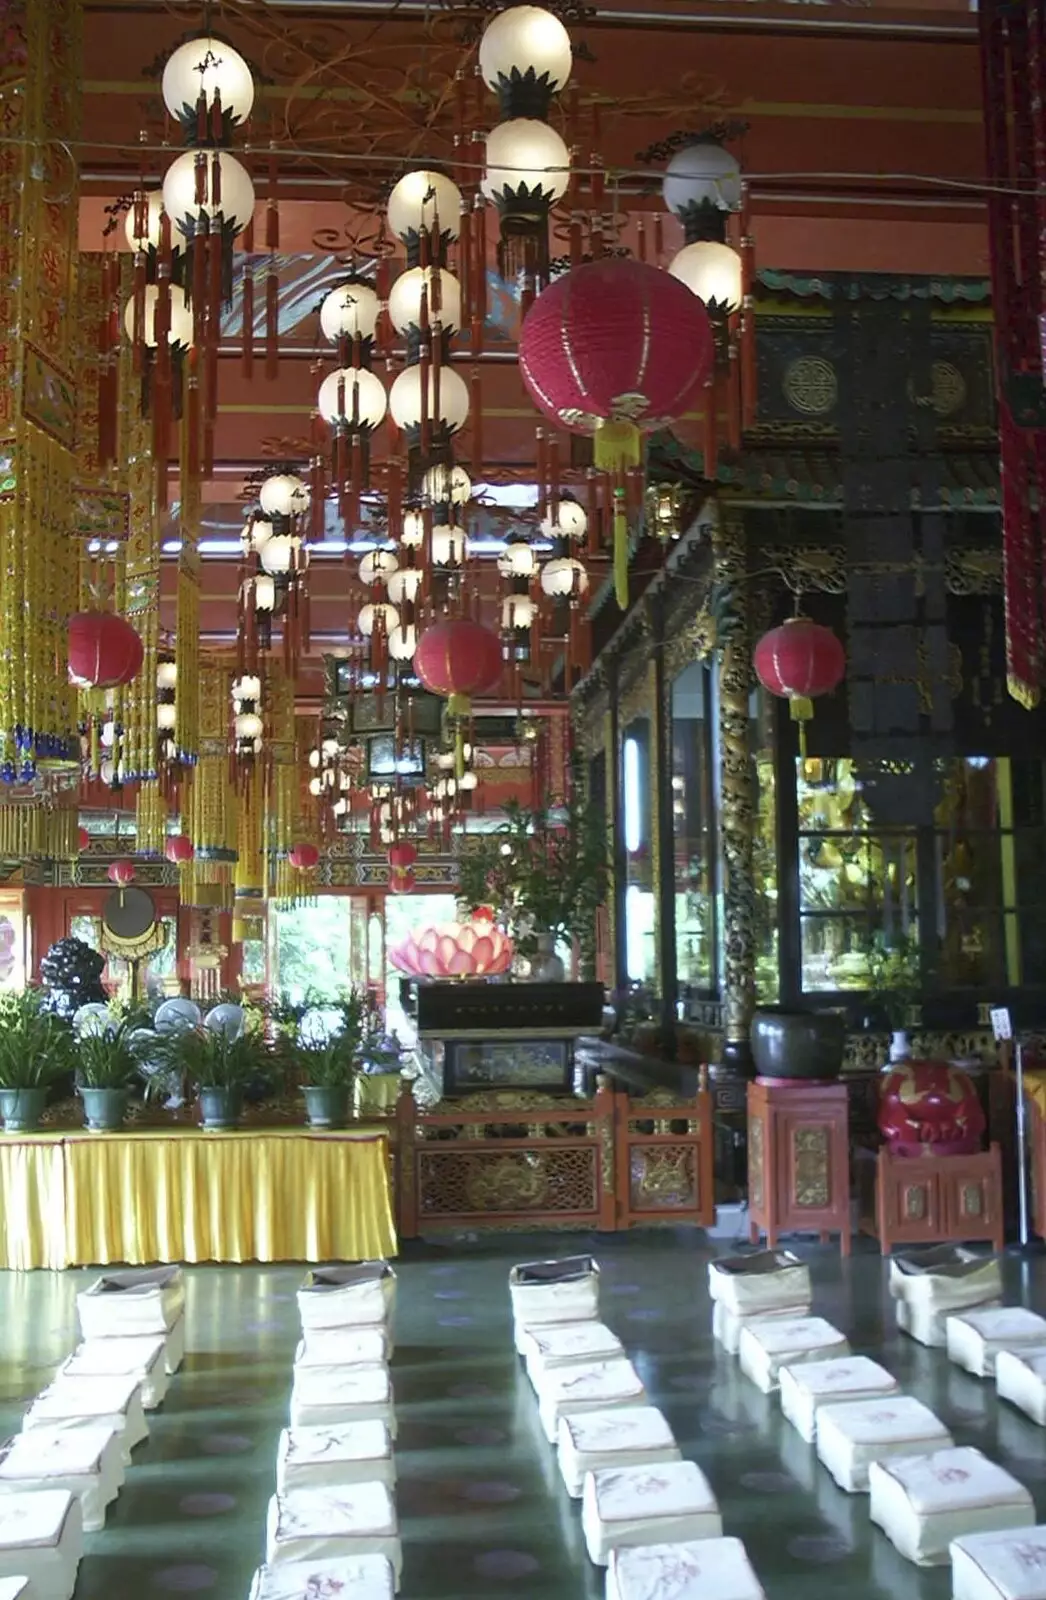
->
[793, 1126, 830, 1209]
[748, 1113, 765, 1210]
[905, 1184, 928, 1220]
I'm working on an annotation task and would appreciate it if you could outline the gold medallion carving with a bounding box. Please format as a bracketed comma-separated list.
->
[905, 1184, 927, 1220]
[783, 357, 838, 417]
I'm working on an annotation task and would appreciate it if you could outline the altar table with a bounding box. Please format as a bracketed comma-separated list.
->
[0, 1127, 397, 1270]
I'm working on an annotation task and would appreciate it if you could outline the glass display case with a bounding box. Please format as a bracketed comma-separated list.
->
[670, 662, 717, 1007]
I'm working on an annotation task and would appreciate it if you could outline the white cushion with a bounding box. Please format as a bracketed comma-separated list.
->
[869, 1447, 1035, 1567]
[276, 1423, 395, 1494]
[995, 1351, 1046, 1428]
[712, 1301, 812, 1356]
[947, 1309, 1046, 1378]
[162, 1313, 185, 1375]
[0, 1489, 83, 1600]
[297, 1264, 396, 1334]
[606, 1537, 765, 1600]
[582, 1459, 722, 1565]
[248, 1554, 396, 1600]
[76, 1267, 184, 1339]
[294, 1329, 389, 1370]
[897, 1297, 1003, 1351]
[738, 1317, 849, 1394]
[521, 1322, 624, 1386]
[708, 1251, 811, 1317]
[60, 1335, 168, 1411]
[23, 1376, 148, 1462]
[288, 1365, 395, 1436]
[510, 1256, 599, 1351]
[536, 1359, 646, 1444]
[558, 1407, 681, 1499]
[890, 1249, 1002, 1314]
[264, 1484, 401, 1587]
[951, 1525, 1046, 1600]
[0, 1422, 124, 1534]
[0, 1581, 30, 1599]
[816, 1396, 953, 1493]
[780, 1356, 900, 1444]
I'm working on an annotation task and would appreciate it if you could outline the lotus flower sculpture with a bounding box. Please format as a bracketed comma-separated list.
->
[389, 918, 513, 979]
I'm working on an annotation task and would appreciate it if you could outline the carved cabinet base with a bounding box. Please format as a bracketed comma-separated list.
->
[746, 1080, 851, 1257]
[857, 1143, 1005, 1256]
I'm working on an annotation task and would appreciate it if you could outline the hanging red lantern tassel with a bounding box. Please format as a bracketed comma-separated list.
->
[753, 617, 846, 753]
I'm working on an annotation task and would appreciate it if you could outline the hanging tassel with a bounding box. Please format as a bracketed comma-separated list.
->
[470, 369, 483, 476]
[242, 265, 254, 377]
[586, 466, 601, 556]
[726, 345, 742, 453]
[702, 376, 718, 480]
[612, 485, 628, 610]
[265, 265, 278, 379]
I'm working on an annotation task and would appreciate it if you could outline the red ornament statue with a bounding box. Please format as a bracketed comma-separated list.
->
[164, 834, 194, 865]
[388, 841, 417, 871]
[77, 827, 89, 852]
[878, 1061, 986, 1158]
[753, 617, 846, 749]
[107, 859, 135, 887]
[518, 258, 714, 607]
[68, 612, 144, 689]
[288, 842, 320, 871]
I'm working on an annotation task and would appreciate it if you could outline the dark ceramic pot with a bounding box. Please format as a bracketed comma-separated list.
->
[750, 1007, 845, 1081]
[302, 1084, 351, 1129]
[79, 1087, 128, 1132]
[0, 1087, 48, 1132]
[198, 1087, 243, 1130]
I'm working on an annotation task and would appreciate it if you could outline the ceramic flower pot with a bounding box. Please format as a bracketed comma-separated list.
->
[750, 1007, 845, 1082]
[79, 1087, 129, 1132]
[198, 1087, 243, 1130]
[0, 1087, 48, 1132]
[302, 1084, 351, 1129]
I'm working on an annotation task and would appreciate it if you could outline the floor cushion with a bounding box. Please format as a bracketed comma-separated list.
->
[0, 1488, 83, 1600]
[276, 1422, 395, 1494]
[264, 1484, 401, 1588]
[247, 1554, 396, 1600]
[606, 1537, 765, 1600]
[0, 1422, 124, 1534]
[816, 1395, 953, 1492]
[995, 1351, 1046, 1428]
[0, 1580, 29, 1600]
[536, 1358, 646, 1444]
[895, 1297, 1002, 1351]
[76, 1266, 184, 1339]
[738, 1317, 850, 1394]
[288, 1365, 395, 1436]
[582, 1459, 722, 1565]
[708, 1251, 811, 1318]
[59, 1334, 168, 1410]
[521, 1322, 624, 1386]
[509, 1256, 600, 1353]
[889, 1248, 1002, 1348]
[712, 1303, 808, 1357]
[22, 1375, 148, 1461]
[297, 1265, 396, 1334]
[294, 1329, 389, 1370]
[947, 1309, 1046, 1378]
[558, 1407, 681, 1499]
[780, 1355, 901, 1444]
[869, 1447, 1035, 1566]
[161, 1313, 186, 1376]
[951, 1524, 1046, 1600]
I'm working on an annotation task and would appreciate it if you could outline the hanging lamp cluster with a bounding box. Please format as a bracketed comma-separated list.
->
[237, 467, 312, 679]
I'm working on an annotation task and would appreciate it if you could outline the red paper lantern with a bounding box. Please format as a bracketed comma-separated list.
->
[753, 617, 846, 732]
[390, 868, 415, 894]
[878, 1061, 986, 1158]
[415, 619, 502, 717]
[68, 612, 144, 689]
[164, 834, 194, 865]
[288, 842, 320, 871]
[77, 827, 89, 852]
[388, 841, 417, 871]
[107, 859, 135, 887]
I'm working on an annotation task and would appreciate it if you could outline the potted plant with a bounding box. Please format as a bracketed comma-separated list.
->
[864, 931, 921, 1065]
[163, 1026, 271, 1129]
[0, 988, 76, 1131]
[77, 1021, 142, 1131]
[296, 990, 367, 1128]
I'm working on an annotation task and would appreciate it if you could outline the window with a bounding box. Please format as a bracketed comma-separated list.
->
[271, 898, 354, 1004]
[622, 718, 655, 985]
[670, 662, 717, 1002]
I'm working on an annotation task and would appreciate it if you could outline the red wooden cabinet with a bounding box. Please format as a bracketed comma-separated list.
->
[860, 1143, 1005, 1255]
[747, 1080, 851, 1257]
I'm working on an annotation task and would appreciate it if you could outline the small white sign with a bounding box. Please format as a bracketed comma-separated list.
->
[990, 1007, 1012, 1041]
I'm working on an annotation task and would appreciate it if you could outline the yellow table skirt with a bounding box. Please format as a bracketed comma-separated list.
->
[0, 1127, 397, 1270]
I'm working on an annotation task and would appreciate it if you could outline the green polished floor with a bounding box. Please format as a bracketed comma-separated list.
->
[1, 1234, 1045, 1598]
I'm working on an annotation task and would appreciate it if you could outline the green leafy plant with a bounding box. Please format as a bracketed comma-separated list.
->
[0, 988, 77, 1089]
[158, 1026, 273, 1094]
[865, 931, 921, 1031]
[77, 1022, 143, 1090]
[289, 988, 370, 1089]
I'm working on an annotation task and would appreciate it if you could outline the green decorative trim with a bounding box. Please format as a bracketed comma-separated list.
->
[756, 268, 992, 305]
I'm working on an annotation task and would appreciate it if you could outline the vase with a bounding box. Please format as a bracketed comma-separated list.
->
[888, 1029, 912, 1064]
[750, 1007, 846, 1082]
[198, 1087, 243, 1130]
[531, 933, 565, 982]
[79, 1087, 128, 1132]
[0, 1087, 48, 1132]
[302, 1084, 351, 1129]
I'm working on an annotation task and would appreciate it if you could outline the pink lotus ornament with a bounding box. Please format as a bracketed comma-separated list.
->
[389, 917, 514, 980]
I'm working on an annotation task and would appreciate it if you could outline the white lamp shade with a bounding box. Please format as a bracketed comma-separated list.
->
[254, 573, 276, 610]
[308, 776, 322, 796]
[321, 737, 340, 758]
[540, 554, 589, 597]
[388, 622, 418, 660]
[259, 533, 294, 575]
[539, 499, 587, 541]
[156, 661, 177, 690]
[308, 748, 321, 769]
[432, 524, 466, 566]
[247, 516, 274, 551]
[502, 593, 536, 629]
[162, 148, 255, 236]
[459, 769, 479, 791]
[317, 366, 388, 430]
[388, 266, 461, 335]
[479, 6, 572, 92]
[162, 35, 255, 126]
[668, 239, 743, 312]
[400, 510, 426, 548]
[124, 190, 166, 252]
[156, 703, 177, 730]
[497, 539, 537, 578]
[320, 282, 381, 344]
[235, 710, 263, 741]
[123, 284, 193, 349]
[358, 601, 399, 637]
[260, 473, 311, 518]
[423, 463, 472, 505]
[359, 549, 399, 586]
[232, 673, 261, 703]
[386, 170, 462, 241]
[389, 363, 469, 432]
[482, 119, 570, 203]
[387, 568, 422, 605]
[662, 141, 742, 215]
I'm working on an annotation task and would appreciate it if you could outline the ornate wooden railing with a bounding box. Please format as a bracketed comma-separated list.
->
[393, 1074, 715, 1238]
